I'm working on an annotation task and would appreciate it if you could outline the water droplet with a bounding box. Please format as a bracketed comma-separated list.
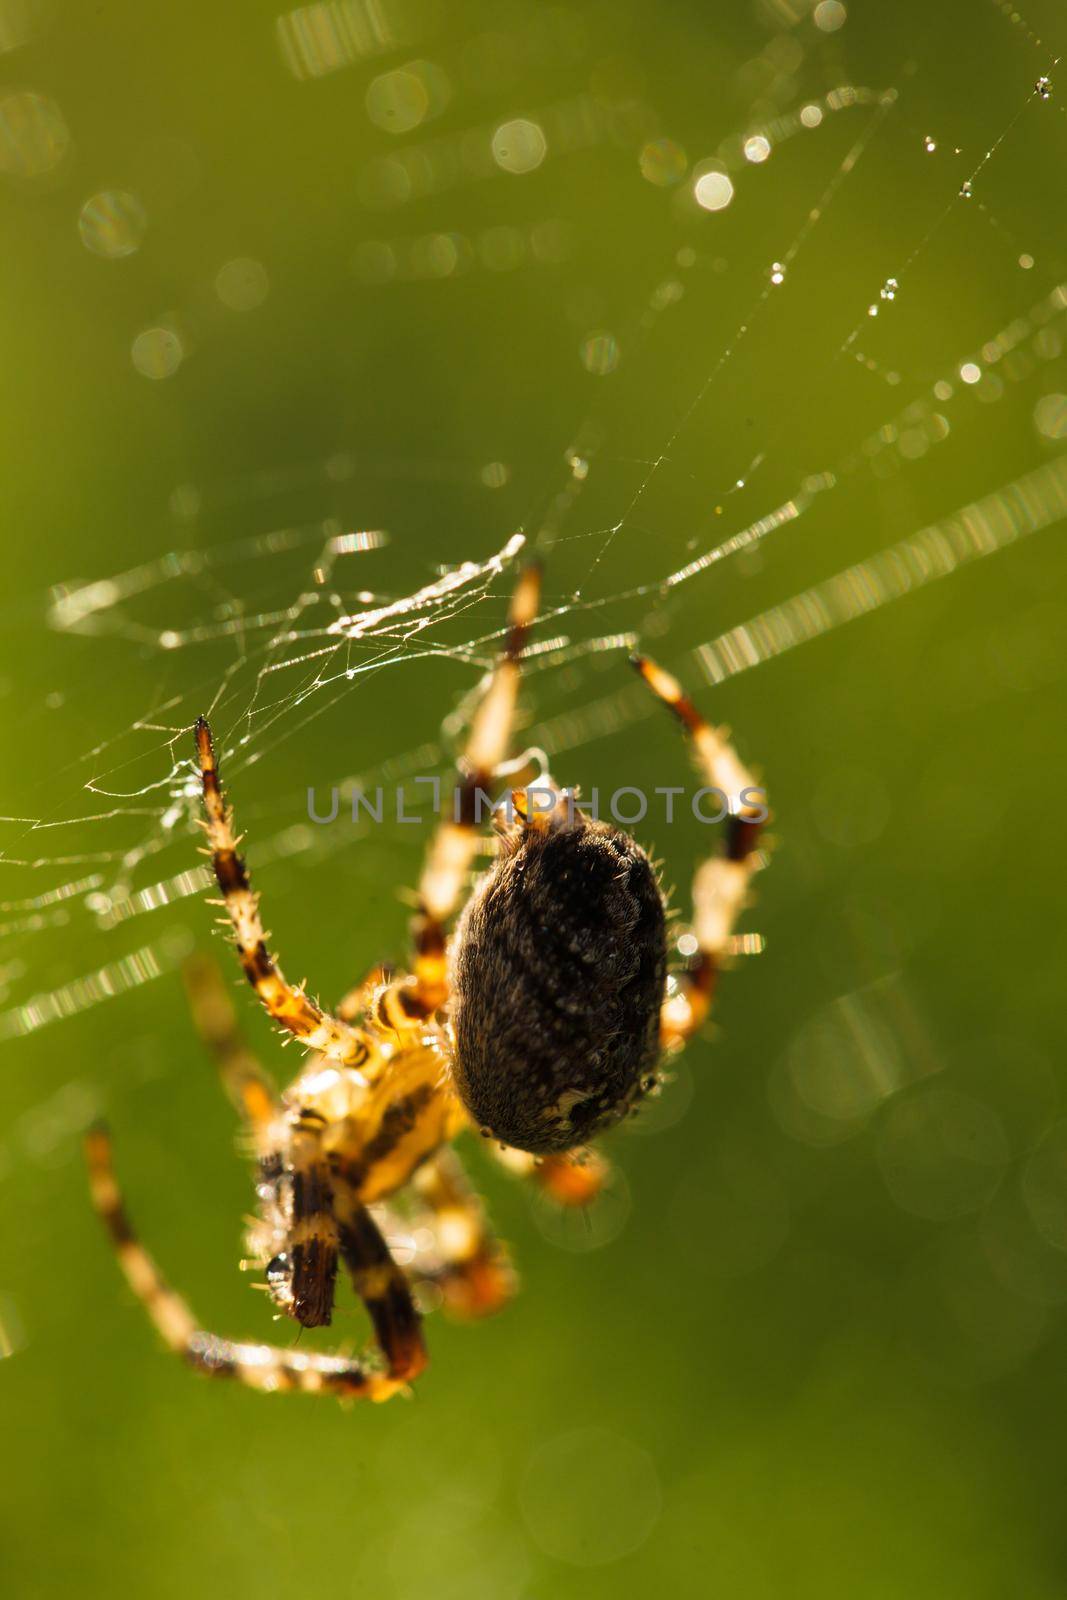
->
[959, 180, 973, 198]
[769, 260, 786, 285]
[959, 361, 982, 385]
[880, 276, 898, 301]
[1035, 75, 1052, 100]
[744, 134, 771, 164]
[1019, 252, 1035, 269]
[923, 134, 937, 153]
[867, 303, 879, 317]
[800, 103, 824, 128]
[266, 1253, 291, 1284]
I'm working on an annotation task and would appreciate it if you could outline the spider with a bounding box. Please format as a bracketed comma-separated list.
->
[86, 562, 768, 1400]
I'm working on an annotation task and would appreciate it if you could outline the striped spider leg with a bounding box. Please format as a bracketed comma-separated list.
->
[181, 938, 441, 1375]
[631, 656, 768, 1048]
[87, 954, 432, 1394]
[193, 721, 389, 1331]
[490, 1144, 612, 1207]
[406, 1147, 517, 1319]
[400, 561, 543, 1020]
[84, 1125, 409, 1400]
[194, 717, 377, 1074]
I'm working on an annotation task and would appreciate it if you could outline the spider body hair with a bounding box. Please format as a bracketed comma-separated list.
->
[449, 814, 667, 1153]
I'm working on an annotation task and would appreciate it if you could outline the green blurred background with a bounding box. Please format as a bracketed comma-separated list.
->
[2, 0, 1067, 1594]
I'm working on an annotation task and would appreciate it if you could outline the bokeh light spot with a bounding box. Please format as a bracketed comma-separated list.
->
[358, 155, 412, 207]
[409, 231, 461, 278]
[814, 0, 847, 31]
[0, 1, 37, 55]
[1033, 393, 1067, 440]
[529, 216, 572, 263]
[812, 765, 891, 847]
[215, 257, 269, 310]
[520, 1428, 661, 1567]
[901, 1233, 1046, 1387]
[276, 1, 401, 82]
[877, 1087, 1009, 1220]
[366, 60, 450, 134]
[131, 325, 183, 380]
[78, 190, 147, 259]
[351, 239, 397, 284]
[785, 1001, 902, 1126]
[529, 1164, 630, 1252]
[639, 135, 686, 186]
[693, 169, 733, 211]
[388, 1501, 528, 1599]
[579, 329, 619, 374]
[491, 118, 546, 174]
[671, 1141, 789, 1276]
[478, 224, 525, 272]
[0, 89, 70, 179]
[1022, 1121, 1067, 1251]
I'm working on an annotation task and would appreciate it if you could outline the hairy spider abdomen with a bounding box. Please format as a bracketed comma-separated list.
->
[448, 817, 667, 1153]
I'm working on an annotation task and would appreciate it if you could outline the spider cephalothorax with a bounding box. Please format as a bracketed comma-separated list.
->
[86, 558, 768, 1400]
[450, 816, 667, 1153]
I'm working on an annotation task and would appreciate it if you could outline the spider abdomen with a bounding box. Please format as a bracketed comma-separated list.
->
[448, 818, 667, 1153]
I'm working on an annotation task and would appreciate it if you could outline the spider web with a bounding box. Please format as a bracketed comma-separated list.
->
[2, 0, 1065, 1105]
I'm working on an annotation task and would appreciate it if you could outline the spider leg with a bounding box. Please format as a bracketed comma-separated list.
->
[410, 1147, 516, 1319]
[181, 952, 337, 1328]
[631, 655, 767, 1047]
[490, 1144, 610, 1207]
[84, 1126, 403, 1400]
[332, 1178, 428, 1381]
[409, 562, 541, 1014]
[285, 1109, 340, 1328]
[181, 953, 278, 1136]
[194, 717, 378, 1073]
[335, 962, 394, 1023]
